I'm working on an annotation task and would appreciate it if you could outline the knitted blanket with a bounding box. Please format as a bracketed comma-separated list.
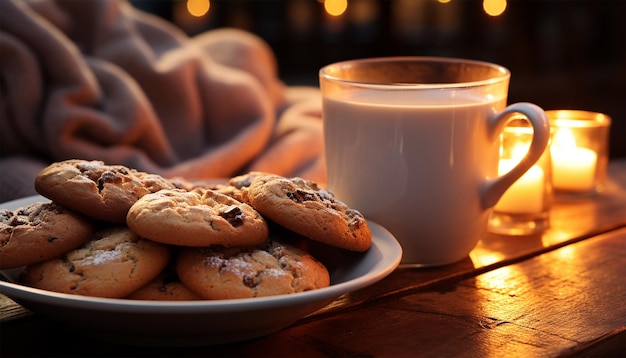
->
[0, 0, 325, 203]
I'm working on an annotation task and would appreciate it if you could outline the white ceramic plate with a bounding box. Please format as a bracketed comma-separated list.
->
[0, 195, 402, 347]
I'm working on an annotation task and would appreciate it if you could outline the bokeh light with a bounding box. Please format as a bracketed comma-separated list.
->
[325, 0, 348, 17]
[483, 0, 506, 16]
[187, 0, 210, 17]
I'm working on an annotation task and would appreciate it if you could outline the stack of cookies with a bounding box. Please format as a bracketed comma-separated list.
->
[0, 160, 372, 300]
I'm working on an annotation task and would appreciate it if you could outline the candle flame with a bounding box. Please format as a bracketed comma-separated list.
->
[553, 127, 577, 149]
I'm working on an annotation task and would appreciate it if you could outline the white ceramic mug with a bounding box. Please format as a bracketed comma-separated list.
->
[320, 57, 550, 266]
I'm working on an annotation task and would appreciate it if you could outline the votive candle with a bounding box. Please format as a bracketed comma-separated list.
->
[489, 124, 552, 236]
[547, 110, 611, 196]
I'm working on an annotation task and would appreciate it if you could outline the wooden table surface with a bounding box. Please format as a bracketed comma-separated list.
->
[2, 161, 625, 357]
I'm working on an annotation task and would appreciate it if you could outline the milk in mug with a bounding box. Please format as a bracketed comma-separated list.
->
[323, 90, 506, 265]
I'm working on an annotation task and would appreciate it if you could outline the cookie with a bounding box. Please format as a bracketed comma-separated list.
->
[20, 226, 170, 298]
[126, 189, 269, 247]
[170, 176, 246, 202]
[126, 270, 202, 301]
[175, 238, 330, 299]
[0, 202, 94, 269]
[228, 171, 271, 190]
[169, 172, 272, 203]
[169, 177, 224, 192]
[243, 175, 372, 252]
[219, 171, 273, 203]
[34, 159, 175, 223]
[196, 184, 244, 203]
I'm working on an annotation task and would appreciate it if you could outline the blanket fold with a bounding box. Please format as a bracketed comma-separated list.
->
[0, 0, 326, 203]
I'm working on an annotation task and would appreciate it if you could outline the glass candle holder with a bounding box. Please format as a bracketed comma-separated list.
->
[488, 122, 552, 236]
[547, 110, 611, 198]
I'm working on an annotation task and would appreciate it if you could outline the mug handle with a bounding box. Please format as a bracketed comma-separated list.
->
[481, 102, 551, 209]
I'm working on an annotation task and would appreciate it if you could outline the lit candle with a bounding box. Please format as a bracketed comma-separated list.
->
[495, 159, 545, 214]
[489, 126, 552, 235]
[550, 128, 597, 192]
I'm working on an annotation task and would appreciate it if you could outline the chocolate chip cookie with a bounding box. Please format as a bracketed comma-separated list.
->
[34, 159, 175, 223]
[243, 175, 372, 252]
[20, 226, 171, 298]
[0, 201, 94, 269]
[175, 238, 330, 299]
[126, 269, 202, 301]
[126, 188, 269, 247]
[0, 202, 94, 269]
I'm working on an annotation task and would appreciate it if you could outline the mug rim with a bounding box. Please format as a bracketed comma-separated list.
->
[319, 56, 511, 90]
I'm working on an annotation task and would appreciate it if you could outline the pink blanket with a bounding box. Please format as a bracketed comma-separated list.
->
[0, 0, 325, 203]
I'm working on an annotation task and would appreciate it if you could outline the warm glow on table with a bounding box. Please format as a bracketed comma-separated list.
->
[551, 127, 597, 192]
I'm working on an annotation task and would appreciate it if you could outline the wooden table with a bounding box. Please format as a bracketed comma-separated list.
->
[2, 161, 625, 357]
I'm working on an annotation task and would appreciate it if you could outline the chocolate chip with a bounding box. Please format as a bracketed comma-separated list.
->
[243, 274, 255, 288]
[220, 205, 244, 227]
[287, 189, 317, 203]
[97, 171, 122, 193]
[47, 237, 58, 243]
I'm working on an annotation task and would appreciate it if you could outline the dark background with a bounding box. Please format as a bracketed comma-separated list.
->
[131, 0, 625, 159]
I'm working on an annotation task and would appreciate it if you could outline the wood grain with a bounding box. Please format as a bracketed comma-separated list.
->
[0, 294, 32, 322]
[200, 228, 624, 357]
